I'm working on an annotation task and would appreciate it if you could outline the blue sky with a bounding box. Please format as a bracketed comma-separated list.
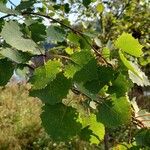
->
[7, 0, 21, 7]
[11, 0, 20, 4]
[0, 0, 21, 17]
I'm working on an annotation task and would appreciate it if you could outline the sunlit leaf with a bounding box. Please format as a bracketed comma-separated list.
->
[30, 60, 62, 89]
[128, 62, 150, 86]
[96, 3, 104, 13]
[64, 63, 80, 79]
[119, 50, 139, 76]
[115, 32, 143, 57]
[65, 47, 74, 55]
[80, 114, 105, 144]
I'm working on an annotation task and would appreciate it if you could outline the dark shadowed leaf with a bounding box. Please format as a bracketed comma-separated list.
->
[30, 73, 71, 105]
[82, 0, 91, 7]
[0, 58, 14, 86]
[47, 25, 66, 42]
[96, 95, 131, 127]
[41, 103, 82, 141]
[135, 129, 150, 147]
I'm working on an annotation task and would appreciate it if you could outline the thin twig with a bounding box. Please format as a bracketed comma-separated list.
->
[51, 54, 72, 61]
[22, 12, 78, 33]
[24, 64, 35, 71]
[22, 12, 112, 67]
[0, 14, 12, 20]
[8, 0, 17, 7]
[132, 116, 145, 128]
[104, 128, 109, 150]
[0, 11, 112, 66]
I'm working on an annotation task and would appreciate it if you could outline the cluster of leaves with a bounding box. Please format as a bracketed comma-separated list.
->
[0, 84, 101, 150]
[0, 0, 150, 149]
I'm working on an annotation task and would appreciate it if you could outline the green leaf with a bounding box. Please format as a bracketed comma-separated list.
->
[82, 0, 91, 7]
[1, 21, 40, 54]
[75, 66, 116, 99]
[30, 60, 62, 90]
[66, 51, 98, 83]
[80, 114, 105, 144]
[15, 66, 30, 80]
[65, 47, 74, 55]
[128, 62, 150, 86]
[102, 47, 110, 60]
[96, 95, 131, 127]
[139, 55, 150, 66]
[74, 82, 98, 100]
[0, 3, 19, 14]
[64, 3, 70, 13]
[64, 63, 80, 79]
[115, 32, 143, 57]
[64, 51, 97, 81]
[15, 0, 36, 11]
[30, 73, 71, 105]
[29, 22, 46, 42]
[96, 3, 104, 13]
[46, 25, 66, 42]
[135, 129, 150, 147]
[84, 80, 102, 95]
[41, 103, 82, 141]
[112, 143, 133, 150]
[73, 58, 98, 83]
[67, 32, 80, 46]
[108, 73, 132, 97]
[97, 65, 116, 85]
[119, 50, 139, 76]
[0, 48, 31, 63]
[119, 51, 150, 86]
[71, 51, 94, 66]
[0, 20, 4, 32]
[79, 36, 92, 50]
[0, 58, 14, 86]
[1, 0, 7, 4]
